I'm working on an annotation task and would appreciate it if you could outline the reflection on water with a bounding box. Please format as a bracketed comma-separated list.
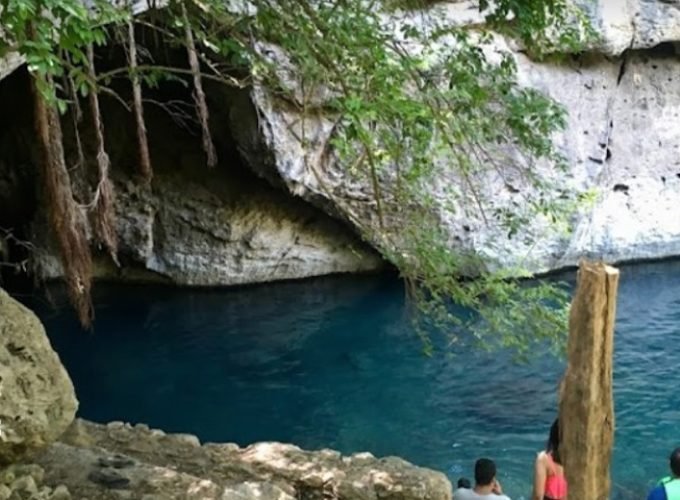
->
[21, 260, 680, 499]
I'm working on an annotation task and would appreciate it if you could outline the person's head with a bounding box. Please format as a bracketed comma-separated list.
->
[670, 448, 680, 477]
[457, 478, 471, 489]
[474, 458, 497, 486]
[547, 418, 561, 464]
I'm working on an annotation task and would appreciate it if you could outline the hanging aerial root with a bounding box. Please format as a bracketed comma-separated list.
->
[31, 72, 94, 327]
[181, 1, 217, 167]
[87, 43, 120, 266]
[63, 55, 85, 171]
[63, 64, 90, 203]
[127, 18, 153, 182]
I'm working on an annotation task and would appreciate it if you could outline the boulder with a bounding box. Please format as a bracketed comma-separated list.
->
[0, 289, 78, 464]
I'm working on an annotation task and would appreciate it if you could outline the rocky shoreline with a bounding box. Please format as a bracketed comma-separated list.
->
[0, 288, 450, 500]
[0, 419, 451, 499]
[35, 418, 450, 500]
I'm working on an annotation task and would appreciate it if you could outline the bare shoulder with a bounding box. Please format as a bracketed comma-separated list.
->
[535, 450, 548, 464]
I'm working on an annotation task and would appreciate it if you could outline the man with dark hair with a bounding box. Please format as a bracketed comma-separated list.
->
[647, 448, 680, 500]
[453, 458, 511, 500]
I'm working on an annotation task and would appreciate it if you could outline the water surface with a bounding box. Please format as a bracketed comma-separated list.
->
[23, 261, 680, 499]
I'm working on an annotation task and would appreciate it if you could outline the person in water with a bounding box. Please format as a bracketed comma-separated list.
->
[531, 419, 567, 500]
[647, 447, 680, 500]
[453, 458, 511, 500]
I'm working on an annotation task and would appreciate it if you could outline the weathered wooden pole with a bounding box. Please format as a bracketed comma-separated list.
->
[559, 260, 619, 500]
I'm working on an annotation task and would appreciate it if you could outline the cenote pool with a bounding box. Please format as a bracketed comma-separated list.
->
[20, 260, 680, 499]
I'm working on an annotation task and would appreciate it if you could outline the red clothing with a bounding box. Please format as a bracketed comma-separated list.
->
[544, 453, 567, 500]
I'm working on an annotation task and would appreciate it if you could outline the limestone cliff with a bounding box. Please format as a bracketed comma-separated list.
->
[238, 0, 680, 274]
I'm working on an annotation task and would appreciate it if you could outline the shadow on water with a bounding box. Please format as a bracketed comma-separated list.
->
[17, 260, 680, 499]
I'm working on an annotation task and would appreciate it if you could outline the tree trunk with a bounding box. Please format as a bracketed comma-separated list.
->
[127, 18, 153, 182]
[87, 43, 119, 266]
[181, 1, 217, 167]
[30, 73, 93, 327]
[559, 260, 619, 500]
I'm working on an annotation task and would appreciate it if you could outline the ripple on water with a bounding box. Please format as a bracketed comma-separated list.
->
[22, 261, 680, 499]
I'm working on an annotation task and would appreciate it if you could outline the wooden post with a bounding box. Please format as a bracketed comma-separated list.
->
[559, 260, 619, 500]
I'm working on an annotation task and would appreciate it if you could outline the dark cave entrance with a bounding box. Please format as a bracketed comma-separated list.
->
[0, 30, 382, 290]
[0, 27, 264, 288]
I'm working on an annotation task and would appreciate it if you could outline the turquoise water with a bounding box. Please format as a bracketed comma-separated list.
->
[23, 261, 680, 499]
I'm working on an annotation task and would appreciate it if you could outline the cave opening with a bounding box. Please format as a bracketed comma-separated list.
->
[0, 68, 40, 289]
[0, 28, 383, 292]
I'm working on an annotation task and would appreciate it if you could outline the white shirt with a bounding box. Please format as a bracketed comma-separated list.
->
[453, 487, 511, 500]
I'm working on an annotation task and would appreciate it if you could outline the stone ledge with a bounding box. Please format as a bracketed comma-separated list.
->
[34, 418, 452, 500]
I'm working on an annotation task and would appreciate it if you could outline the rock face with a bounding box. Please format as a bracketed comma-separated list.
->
[586, 0, 680, 56]
[34, 169, 384, 286]
[513, 46, 680, 269]
[33, 419, 451, 500]
[234, 2, 680, 274]
[394, 0, 680, 56]
[0, 289, 78, 464]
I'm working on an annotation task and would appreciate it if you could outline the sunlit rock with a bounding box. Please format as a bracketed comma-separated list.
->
[43, 418, 452, 500]
[0, 289, 77, 464]
[237, 5, 680, 275]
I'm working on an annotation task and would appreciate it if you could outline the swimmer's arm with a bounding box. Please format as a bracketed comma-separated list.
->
[531, 452, 546, 500]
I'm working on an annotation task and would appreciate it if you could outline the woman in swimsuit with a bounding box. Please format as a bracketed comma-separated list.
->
[532, 418, 568, 500]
